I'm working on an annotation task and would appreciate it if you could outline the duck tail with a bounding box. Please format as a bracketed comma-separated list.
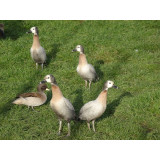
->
[12, 98, 23, 105]
[74, 115, 81, 122]
[96, 75, 99, 81]
[93, 73, 99, 82]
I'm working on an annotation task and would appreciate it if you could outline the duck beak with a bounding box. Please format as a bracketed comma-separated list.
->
[113, 85, 118, 89]
[40, 80, 47, 84]
[72, 49, 77, 52]
[26, 31, 32, 34]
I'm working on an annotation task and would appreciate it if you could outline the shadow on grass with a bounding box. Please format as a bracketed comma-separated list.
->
[46, 21, 85, 67]
[72, 89, 83, 114]
[139, 122, 154, 140]
[1, 20, 28, 40]
[70, 89, 84, 139]
[46, 43, 60, 66]
[100, 91, 133, 120]
[94, 60, 104, 80]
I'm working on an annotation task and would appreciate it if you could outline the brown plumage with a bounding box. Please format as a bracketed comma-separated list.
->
[18, 92, 44, 99]
[13, 83, 48, 110]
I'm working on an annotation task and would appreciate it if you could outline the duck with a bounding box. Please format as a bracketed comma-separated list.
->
[72, 45, 99, 89]
[79, 80, 118, 132]
[42, 74, 76, 136]
[12, 83, 48, 110]
[26, 27, 47, 69]
[0, 24, 4, 38]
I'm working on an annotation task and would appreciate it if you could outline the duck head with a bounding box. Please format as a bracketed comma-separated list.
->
[72, 45, 84, 53]
[103, 80, 118, 90]
[41, 74, 57, 85]
[26, 27, 39, 35]
[37, 83, 49, 92]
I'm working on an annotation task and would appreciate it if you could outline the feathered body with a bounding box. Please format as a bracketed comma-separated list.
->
[13, 92, 47, 107]
[79, 90, 107, 122]
[30, 35, 46, 64]
[77, 53, 98, 82]
[50, 84, 76, 121]
[42, 74, 76, 136]
[78, 80, 118, 132]
[27, 27, 46, 69]
[72, 45, 99, 89]
[13, 83, 47, 110]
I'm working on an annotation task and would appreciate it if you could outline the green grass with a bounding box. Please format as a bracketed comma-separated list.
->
[0, 20, 160, 140]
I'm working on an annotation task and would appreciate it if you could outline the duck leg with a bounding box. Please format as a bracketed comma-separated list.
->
[31, 106, 36, 111]
[87, 122, 91, 130]
[85, 80, 88, 88]
[66, 122, 71, 136]
[41, 63, 44, 70]
[89, 80, 92, 90]
[36, 63, 38, 69]
[58, 120, 62, 136]
[92, 120, 96, 132]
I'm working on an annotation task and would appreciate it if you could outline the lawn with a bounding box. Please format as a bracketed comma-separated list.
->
[0, 20, 160, 140]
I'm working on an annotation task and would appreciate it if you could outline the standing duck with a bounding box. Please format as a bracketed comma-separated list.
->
[72, 45, 99, 89]
[79, 80, 118, 132]
[13, 83, 48, 110]
[42, 74, 76, 136]
[26, 27, 46, 69]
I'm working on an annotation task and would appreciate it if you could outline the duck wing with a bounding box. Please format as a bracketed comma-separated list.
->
[64, 98, 75, 111]
[79, 100, 99, 120]
[79, 100, 95, 115]
[18, 92, 42, 98]
[88, 64, 99, 80]
[88, 64, 96, 74]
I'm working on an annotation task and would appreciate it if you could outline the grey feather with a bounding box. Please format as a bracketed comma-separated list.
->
[79, 100, 106, 122]
[51, 97, 76, 121]
[31, 46, 46, 64]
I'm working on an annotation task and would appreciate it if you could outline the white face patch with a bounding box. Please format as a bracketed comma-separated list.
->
[30, 27, 37, 35]
[76, 45, 82, 52]
[107, 80, 114, 89]
[44, 75, 52, 83]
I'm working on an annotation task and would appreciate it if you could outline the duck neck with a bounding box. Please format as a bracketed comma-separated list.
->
[96, 90, 108, 107]
[79, 53, 88, 66]
[32, 35, 40, 48]
[37, 89, 43, 93]
[51, 84, 63, 100]
[37, 86, 43, 93]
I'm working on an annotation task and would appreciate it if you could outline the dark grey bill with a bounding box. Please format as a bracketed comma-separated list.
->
[113, 85, 118, 89]
[26, 31, 32, 34]
[72, 49, 77, 52]
[40, 80, 47, 84]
